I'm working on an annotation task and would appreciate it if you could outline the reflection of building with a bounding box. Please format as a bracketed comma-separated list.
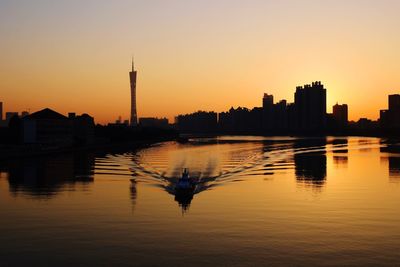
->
[332, 138, 348, 153]
[380, 142, 400, 181]
[129, 59, 138, 126]
[332, 138, 348, 167]
[5, 152, 95, 198]
[388, 156, 400, 180]
[294, 139, 327, 188]
[333, 156, 348, 167]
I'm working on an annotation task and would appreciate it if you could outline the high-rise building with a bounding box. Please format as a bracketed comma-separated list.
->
[380, 94, 400, 130]
[262, 93, 273, 108]
[389, 94, 400, 112]
[129, 58, 138, 126]
[0, 101, 3, 121]
[332, 103, 348, 128]
[294, 81, 327, 132]
[262, 93, 274, 131]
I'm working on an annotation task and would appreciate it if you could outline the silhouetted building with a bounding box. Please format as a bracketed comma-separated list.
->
[355, 118, 376, 129]
[263, 93, 273, 107]
[129, 58, 138, 126]
[5, 112, 18, 125]
[294, 81, 326, 133]
[176, 111, 217, 133]
[332, 103, 348, 129]
[22, 108, 94, 146]
[262, 93, 274, 132]
[380, 94, 400, 131]
[274, 100, 288, 131]
[71, 113, 95, 145]
[139, 117, 169, 129]
[389, 94, 400, 112]
[218, 107, 262, 133]
[175, 80, 356, 136]
[23, 108, 73, 145]
[21, 111, 29, 118]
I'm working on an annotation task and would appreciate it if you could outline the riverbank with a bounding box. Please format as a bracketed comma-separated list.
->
[0, 136, 177, 160]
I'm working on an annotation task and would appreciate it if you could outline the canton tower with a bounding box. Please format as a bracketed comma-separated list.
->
[129, 58, 137, 126]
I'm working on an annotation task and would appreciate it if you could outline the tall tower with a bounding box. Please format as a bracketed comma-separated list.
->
[129, 58, 138, 126]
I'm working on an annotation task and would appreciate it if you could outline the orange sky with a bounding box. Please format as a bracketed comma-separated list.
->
[1, 1, 400, 124]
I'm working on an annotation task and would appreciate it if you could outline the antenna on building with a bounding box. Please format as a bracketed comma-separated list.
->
[132, 55, 134, 71]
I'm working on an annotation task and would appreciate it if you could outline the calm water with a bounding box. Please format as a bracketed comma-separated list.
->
[1, 136, 400, 266]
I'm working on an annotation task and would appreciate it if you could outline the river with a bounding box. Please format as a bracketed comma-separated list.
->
[1, 136, 400, 266]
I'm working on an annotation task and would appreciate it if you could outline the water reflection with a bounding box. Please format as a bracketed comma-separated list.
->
[131, 139, 267, 212]
[0, 137, 389, 211]
[129, 179, 137, 213]
[331, 138, 348, 167]
[380, 140, 400, 181]
[1, 152, 94, 198]
[294, 138, 327, 189]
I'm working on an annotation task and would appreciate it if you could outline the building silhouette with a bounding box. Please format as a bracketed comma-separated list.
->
[380, 94, 400, 130]
[22, 108, 94, 146]
[129, 58, 138, 126]
[332, 103, 348, 130]
[0, 101, 2, 122]
[176, 111, 217, 133]
[23, 108, 73, 145]
[5, 112, 18, 125]
[176, 81, 332, 135]
[139, 117, 169, 129]
[262, 93, 274, 132]
[219, 107, 262, 134]
[69, 112, 95, 145]
[294, 81, 326, 133]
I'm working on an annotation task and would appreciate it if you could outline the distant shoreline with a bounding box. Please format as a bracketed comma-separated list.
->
[0, 137, 174, 160]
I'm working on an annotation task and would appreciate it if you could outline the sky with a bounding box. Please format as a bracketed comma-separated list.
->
[1, 0, 400, 124]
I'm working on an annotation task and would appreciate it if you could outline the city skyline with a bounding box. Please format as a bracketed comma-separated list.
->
[1, 1, 400, 124]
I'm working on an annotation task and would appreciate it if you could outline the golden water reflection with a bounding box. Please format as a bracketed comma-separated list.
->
[0, 136, 400, 266]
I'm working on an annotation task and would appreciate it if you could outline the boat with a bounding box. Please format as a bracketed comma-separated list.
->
[175, 168, 196, 194]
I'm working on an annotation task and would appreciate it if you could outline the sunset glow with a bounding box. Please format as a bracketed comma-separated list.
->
[1, 0, 400, 124]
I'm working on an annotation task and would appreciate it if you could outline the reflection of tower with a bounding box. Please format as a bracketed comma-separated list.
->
[130, 179, 137, 214]
[129, 58, 138, 126]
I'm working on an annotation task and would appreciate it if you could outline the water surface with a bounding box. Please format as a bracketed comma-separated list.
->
[1, 136, 400, 266]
